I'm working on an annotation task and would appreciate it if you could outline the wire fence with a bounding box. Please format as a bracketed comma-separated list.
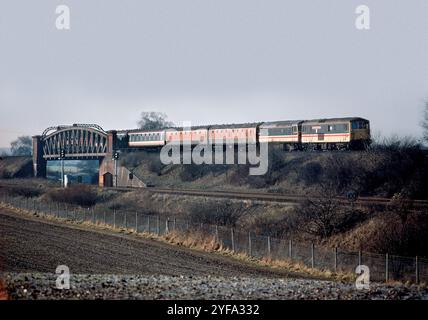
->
[2, 194, 427, 284]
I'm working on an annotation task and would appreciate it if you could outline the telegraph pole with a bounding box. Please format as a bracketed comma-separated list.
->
[113, 151, 119, 187]
[60, 148, 65, 187]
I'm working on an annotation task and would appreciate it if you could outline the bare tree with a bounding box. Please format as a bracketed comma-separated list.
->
[188, 200, 254, 227]
[423, 100, 428, 144]
[388, 192, 414, 224]
[10, 136, 32, 156]
[138, 111, 174, 130]
[294, 182, 363, 239]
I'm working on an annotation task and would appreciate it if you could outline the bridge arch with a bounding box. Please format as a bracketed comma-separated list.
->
[32, 124, 116, 183]
[41, 124, 108, 159]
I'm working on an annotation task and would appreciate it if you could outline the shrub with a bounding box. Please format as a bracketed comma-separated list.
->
[292, 183, 366, 239]
[367, 211, 428, 256]
[188, 200, 249, 227]
[298, 162, 322, 185]
[5, 185, 42, 198]
[47, 185, 98, 206]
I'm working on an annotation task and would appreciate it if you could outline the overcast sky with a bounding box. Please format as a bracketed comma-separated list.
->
[0, 0, 427, 147]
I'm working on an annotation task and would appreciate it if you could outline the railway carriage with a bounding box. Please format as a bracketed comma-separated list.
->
[165, 128, 209, 145]
[208, 124, 258, 145]
[128, 130, 165, 147]
[259, 121, 302, 150]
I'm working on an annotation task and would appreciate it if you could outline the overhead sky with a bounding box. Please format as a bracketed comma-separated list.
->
[0, 0, 427, 147]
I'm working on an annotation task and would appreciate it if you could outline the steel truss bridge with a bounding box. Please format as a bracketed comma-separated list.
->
[40, 124, 108, 159]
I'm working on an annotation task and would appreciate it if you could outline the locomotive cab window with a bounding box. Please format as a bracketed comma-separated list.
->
[352, 121, 367, 129]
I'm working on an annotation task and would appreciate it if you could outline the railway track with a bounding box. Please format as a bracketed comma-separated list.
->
[2, 180, 428, 209]
[134, 187, 428, 209]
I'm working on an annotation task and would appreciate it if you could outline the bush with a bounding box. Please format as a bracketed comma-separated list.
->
[47, 185, 98, 206]
[367, 211, 428, 256]
[298, 162, 322, 185]
[5, 185, 42, 198]
[249, 211, 298, 238]
[292, 184, 366, 239]
[188, 200, 249, 227]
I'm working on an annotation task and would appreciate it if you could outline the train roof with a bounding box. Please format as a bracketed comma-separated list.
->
[117, 117, 370, 134]
[126, 129, 165, 134]
[208, 122, 261, 129]
[163, 122, 261, 131]
[302, 117, 369, 125]
[260, 120, 303, 127]
[119, 123, 261, 134]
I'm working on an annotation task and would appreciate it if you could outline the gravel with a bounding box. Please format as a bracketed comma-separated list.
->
[4, 273, 428, 300]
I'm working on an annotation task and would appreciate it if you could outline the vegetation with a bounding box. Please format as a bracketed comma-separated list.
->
[293, 183, 365, 239]
[138, 111, 174, 130]
[10, 136, 32, 156]
[422, 100, 428, 144]
[188, 200, 251, 227]
[47, 185, 98, 206]
[0, 156, 33, 178]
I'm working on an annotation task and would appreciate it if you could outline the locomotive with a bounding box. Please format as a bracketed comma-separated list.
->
[126, 117, 370, 151]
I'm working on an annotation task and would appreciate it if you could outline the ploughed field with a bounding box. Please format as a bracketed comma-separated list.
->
[1, 209, 427, 300]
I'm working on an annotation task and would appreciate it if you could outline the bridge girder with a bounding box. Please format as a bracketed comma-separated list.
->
[42, 125, 108, 159]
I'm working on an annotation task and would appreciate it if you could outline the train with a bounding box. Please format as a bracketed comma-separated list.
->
[124, 117, 370, 151]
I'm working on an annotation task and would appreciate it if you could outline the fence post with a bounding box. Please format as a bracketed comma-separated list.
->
[157, 216, 160, 235]
[215, 225, 219, 241]
[311, 243, 315, 268]
[358, 250, 362, 266]
[135, 212, 138, 233]
[166, 218, 169, 233]
[267, 236, 271, 257]
[248, 232, 252, 256]
[334, 247, 338, 272]
[289, 239, 292, 258]
[113, 210, 116, 229]
[173, 218, 177, 231]
[416, 256, 419, 285]
[231, 228, 235, 252]
[385, 253, 389, 282]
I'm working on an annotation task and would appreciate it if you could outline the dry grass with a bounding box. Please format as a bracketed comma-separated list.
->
[0, 279, 8, 300]
[0, 202, 363, 283]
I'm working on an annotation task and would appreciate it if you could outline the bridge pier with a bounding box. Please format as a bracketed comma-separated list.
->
[98, 130, 116, 187]
[32, 135, 46, 178]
